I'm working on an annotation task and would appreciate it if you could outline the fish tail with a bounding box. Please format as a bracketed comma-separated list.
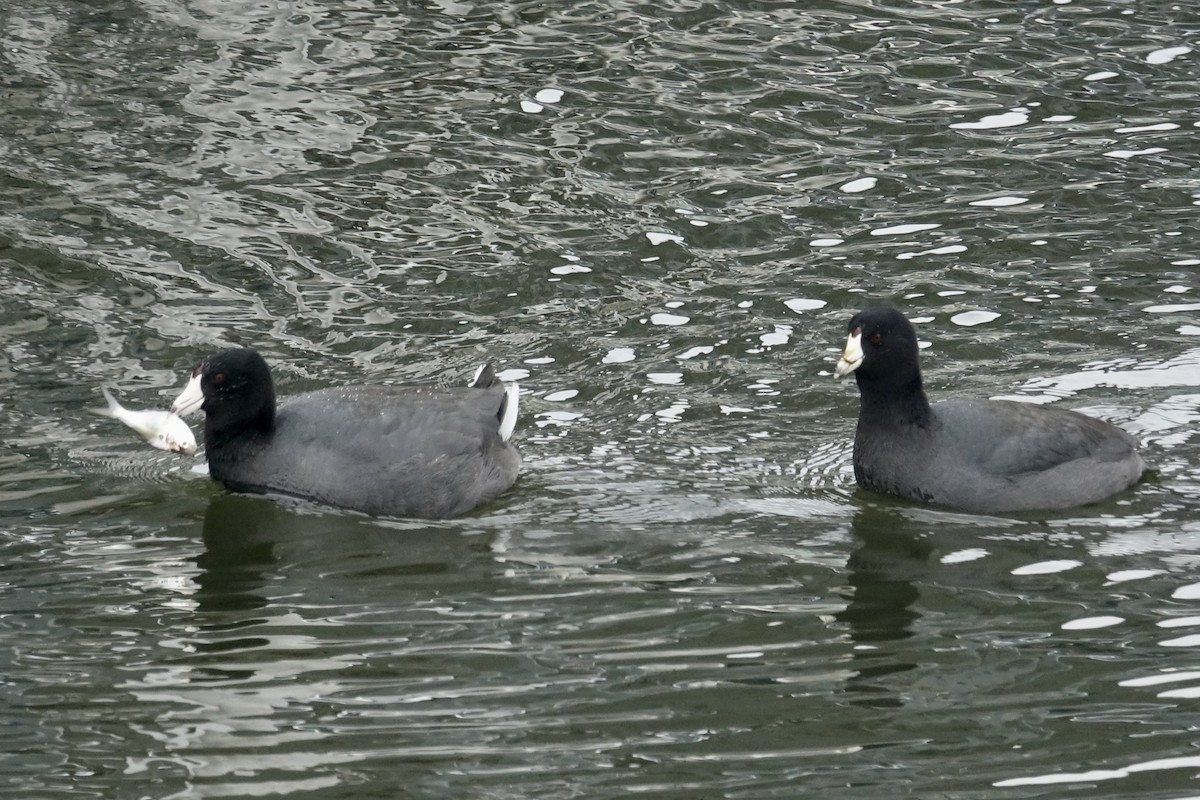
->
[91, 387, 120, 418]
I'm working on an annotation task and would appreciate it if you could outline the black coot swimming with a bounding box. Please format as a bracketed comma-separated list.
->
[834, 307, 1144, 513]
[171, 349, 520, 518]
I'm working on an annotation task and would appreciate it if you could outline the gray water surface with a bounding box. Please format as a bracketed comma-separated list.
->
[2, 0, 1199, 797]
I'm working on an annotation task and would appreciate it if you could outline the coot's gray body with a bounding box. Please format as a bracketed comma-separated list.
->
[172, 349, 520, 518]
[836, 307, 1144, 514]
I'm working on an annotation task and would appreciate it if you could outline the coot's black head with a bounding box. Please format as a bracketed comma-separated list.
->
[171, 348, 277, 445]
[835, 307, 929, 418]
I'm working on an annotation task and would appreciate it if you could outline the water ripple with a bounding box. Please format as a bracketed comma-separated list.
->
[1, 0, 1199, 797]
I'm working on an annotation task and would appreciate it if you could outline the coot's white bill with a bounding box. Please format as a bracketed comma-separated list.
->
[834, 329, 864, 378]
[170, 366, 205, 417]
[94, 387, 197, 455]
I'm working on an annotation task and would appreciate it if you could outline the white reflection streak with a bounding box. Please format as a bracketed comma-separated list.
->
[949, 110, 1029, 130]
[995, 755, 1200, 787]
[1120, 670, 1200, 687]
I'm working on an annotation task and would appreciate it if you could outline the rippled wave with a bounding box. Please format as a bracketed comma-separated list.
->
[1, 0, 1198, 796]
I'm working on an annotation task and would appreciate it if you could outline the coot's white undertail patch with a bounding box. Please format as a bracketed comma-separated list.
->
[93, 387, 197, 455]
[171, 349, 520, 518]
[468, 362, 520, 443]
[499, 383, 519, 442]
[835, 306, 1145, 514]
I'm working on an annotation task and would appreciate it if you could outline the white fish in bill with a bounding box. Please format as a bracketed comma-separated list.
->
[93, 387, 197, 455]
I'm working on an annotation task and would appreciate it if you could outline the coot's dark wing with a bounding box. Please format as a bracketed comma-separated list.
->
[284, 383, 511, 454]
[935, 399, 1140, 476]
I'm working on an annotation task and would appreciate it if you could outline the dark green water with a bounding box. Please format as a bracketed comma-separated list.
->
[2, 0, 1199, 797]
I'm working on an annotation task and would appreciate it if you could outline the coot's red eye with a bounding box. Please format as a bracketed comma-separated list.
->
[213, 373, 225, 385]
[869, 333, 883, 344]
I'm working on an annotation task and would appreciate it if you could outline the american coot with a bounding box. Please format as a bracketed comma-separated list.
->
[171, 349, 520, 518]
[834, 307, 1144, 514]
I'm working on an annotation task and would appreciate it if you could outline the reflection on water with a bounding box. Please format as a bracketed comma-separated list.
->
[1, 0, 1199, 796]
[837, 507, 928, 709]
[195, 495, 281, 612]
[839, 506, 928, 646]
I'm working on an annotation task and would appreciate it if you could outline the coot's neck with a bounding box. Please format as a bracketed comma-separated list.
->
[204, 400, 276, 454]
[855, 371, 933, 428]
